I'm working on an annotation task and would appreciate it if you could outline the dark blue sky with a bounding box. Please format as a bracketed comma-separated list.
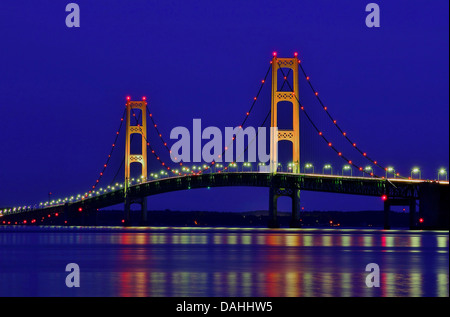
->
[0, 1, 448, 212]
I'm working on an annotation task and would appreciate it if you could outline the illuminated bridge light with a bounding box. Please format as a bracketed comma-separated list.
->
[7, 56, 448, 230]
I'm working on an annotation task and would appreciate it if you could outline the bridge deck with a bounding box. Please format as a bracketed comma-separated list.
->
[3, 172, 447, 222]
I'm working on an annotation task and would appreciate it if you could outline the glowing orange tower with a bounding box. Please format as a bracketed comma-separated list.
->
[124, 96, 148, 225]
[268, 53, 301, 228]
[270, 52, 300, 173]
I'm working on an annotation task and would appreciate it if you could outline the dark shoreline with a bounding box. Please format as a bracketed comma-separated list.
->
[96, 209, 412, 228]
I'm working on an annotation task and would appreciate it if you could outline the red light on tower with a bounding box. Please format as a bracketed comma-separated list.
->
[381, 195, 388, 201]
[294, 52, 298, 57]
[419, 218, 424, 223]
[78, 207, 83, 212]
[272, 51, 277, 57]
[126, 96, 131, 101]
[142, 96, 146, 101]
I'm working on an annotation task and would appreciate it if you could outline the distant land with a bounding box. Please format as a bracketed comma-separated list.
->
[96, 209, 411, 228]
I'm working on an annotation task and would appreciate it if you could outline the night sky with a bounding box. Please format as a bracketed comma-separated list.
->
[0, 1, 448, 213]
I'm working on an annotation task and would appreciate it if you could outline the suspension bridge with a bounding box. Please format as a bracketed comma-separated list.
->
[1, 53, 448, 229]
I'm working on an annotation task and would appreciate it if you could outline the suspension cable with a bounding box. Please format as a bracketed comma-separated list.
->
[276, 61, 382, 178]
[297, 60, 405, 179]
[87, 108, 126, 196]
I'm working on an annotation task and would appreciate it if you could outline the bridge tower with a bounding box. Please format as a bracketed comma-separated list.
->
[269, 53, 301, 228]
[124, 97, 148, 225]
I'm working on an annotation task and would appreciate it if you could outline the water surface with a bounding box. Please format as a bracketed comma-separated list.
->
[0, 226, 448, 297]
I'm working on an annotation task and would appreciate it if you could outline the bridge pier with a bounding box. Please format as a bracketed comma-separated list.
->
[85, 209, 97, 226]
[418, 182, 449, 229]
[383, 201, 391, 230]
[268, 188, 279, 228]
[384, 198, 418, 230]
[124, 196, 147, 226]
[268, 187, 302, 228]
[290, 189, 302, 228]
[409, 200, 416, 230]
[140, 198, 147, 225]
[124, 196, 131, 226]
[63, 203, 69, 225]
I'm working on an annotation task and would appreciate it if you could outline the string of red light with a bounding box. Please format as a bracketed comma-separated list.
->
[111, 53, 392, 181]
[210, 67, 301, 174]
[126, 101, 182, 176]
[86, 109, 126, 196]
[195, 65, 272, 175]
[143, 65, 272, 176]
[119, 65, 271, 181]
[107, 64, 271, 185]
[211, 55, 385, 178]
[108, 105, 147, 186]
[274, 54, 382, 178]
[296, 56, 405, 179]
[146, 106, 176, 164]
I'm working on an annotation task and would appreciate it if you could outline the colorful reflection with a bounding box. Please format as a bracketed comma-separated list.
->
[0, 227, 447, 297]
[113, 270, 449, 297]
[108, 228, 448, 297]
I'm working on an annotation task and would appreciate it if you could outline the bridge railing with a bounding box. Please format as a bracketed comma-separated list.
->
[2, 162, 447, 218]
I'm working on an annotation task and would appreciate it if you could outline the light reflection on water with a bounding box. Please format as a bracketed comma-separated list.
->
[0, 226, 448, 297]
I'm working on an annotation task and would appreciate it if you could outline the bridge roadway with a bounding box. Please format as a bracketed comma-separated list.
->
[1, 172, 448, 228]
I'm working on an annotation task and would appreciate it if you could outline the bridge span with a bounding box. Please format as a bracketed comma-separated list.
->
[1, 172, 448, 229]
